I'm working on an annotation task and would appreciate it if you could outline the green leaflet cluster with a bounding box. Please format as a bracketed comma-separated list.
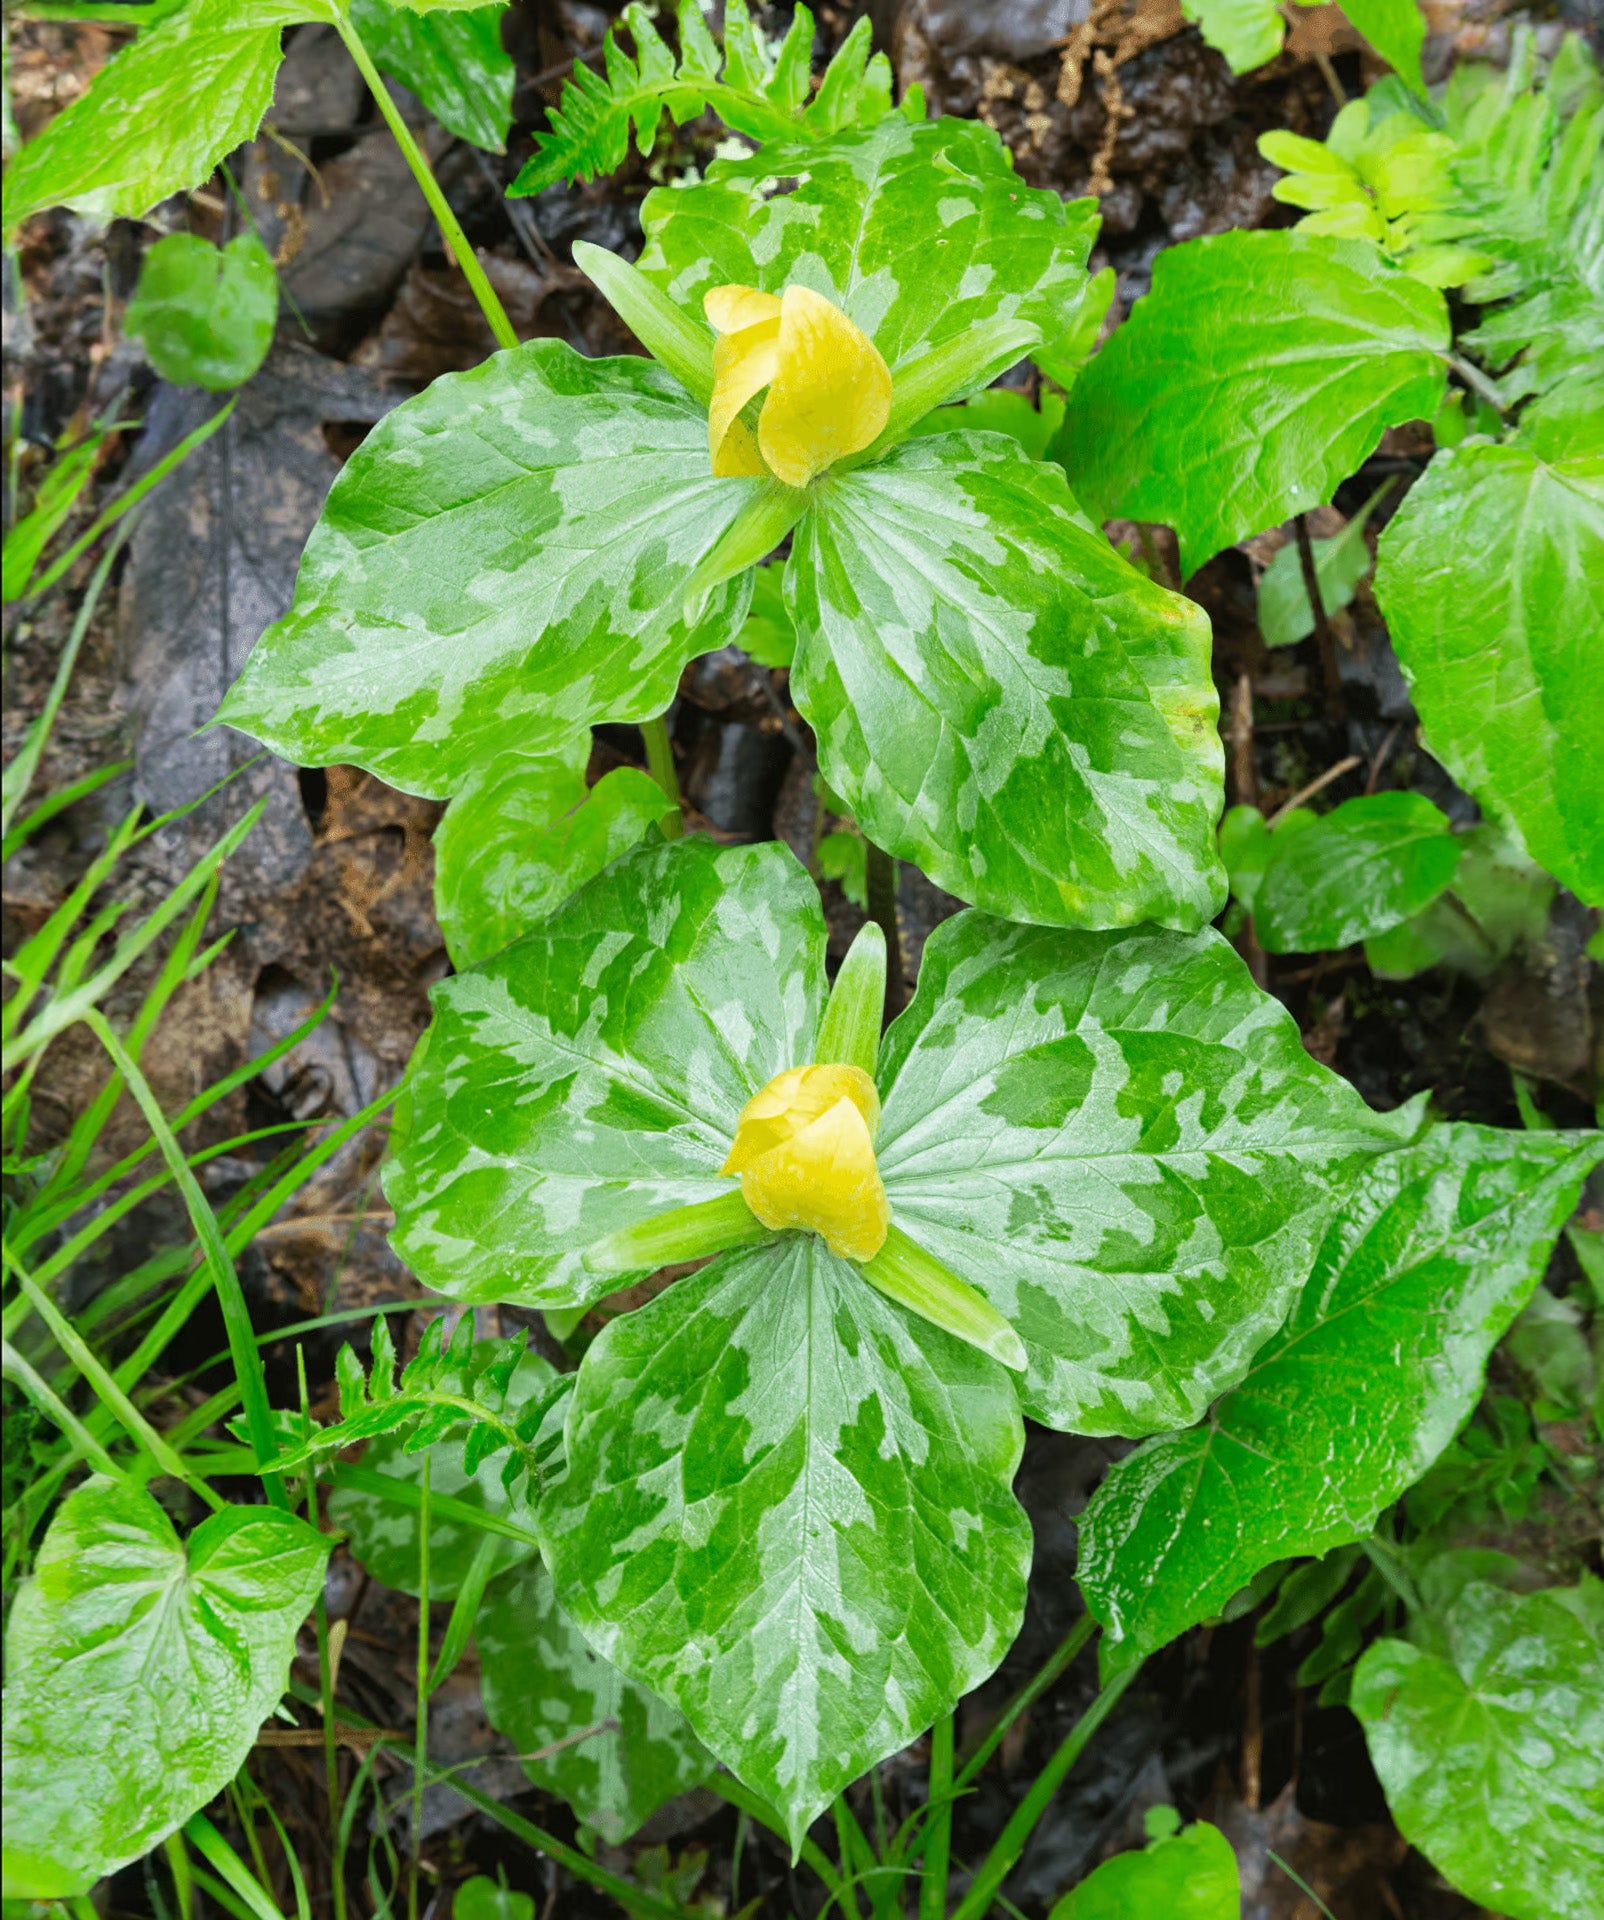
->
[222, 105, 1227, 942]
[384, 832, 1433, 1841]
[1060, 38, 1604, 907]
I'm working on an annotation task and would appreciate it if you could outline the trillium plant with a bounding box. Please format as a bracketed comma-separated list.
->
[4, 0, 1602, 1910]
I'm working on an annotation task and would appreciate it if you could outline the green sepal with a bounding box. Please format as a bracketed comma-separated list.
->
[574, 240, 715, 406]
[684, 480, 809, 613]
[813, 921, 885, 1077]
[859, 318, 1046, 463]
[582, 1188, 772, 1277]
[862, 1223, 1028, 1372]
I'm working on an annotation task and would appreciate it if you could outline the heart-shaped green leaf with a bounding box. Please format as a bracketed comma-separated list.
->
[125, 232, 278, 393]
[538, 1235, 1031, 1853]
[874, 912, 1413, 1436]
[634, 113, 1099, 381]
[1375, 382, 1604, 907]
[1061, 231, 1449, 574]
[218, 342, 758, 795]
[386, 836, 824, 1308]
[477, 1555, 715, 1842]
[791, 437, 1226, 931]
[1254, 791, 1462, 953]
[1, 1479, 329, 1897]
[1077, 1125, 1604, 1675]
[1353, 1579, 1604, 1920]
[352, 0, 515, 153]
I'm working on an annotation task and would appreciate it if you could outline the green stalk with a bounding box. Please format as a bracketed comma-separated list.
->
[949, 1661, 1140, 1920]
[409, 1450, 431, 1920]
[82, 1010, 289, 1508]
[640, 713, 684, 836]
[4, 1254, 223, 1509]
[919, 1714, 953, 1920]
[953, 1615, 1095, 1795]
[832, 1799, 869, 1920]
[711, 1774, 850, 1904]
[330, 5, 518, 354]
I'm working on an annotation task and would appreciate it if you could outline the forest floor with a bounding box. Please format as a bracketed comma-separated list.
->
[4, 3, 1598, 1916]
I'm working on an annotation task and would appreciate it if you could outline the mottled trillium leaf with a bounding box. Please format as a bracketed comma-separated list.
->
[1352, 1580, 1604, 1920]
[1374, 383, 1604, 906]
[434, 734, 673, 969]
[351, 0, 515, 153]
[539, 1235, 1031, 1853]
[634, 113, 1099, 384]
[1049, 1817, 1240, 1918]
[124, 232, 278, 392]
[385, 837, 824, 1309]
[1254, 791, 1462, 953]
[1061, 231, 1450, 574]
[2, 0, 314, 235]
[1077, 1125, 1603, 1677]
[217, 342, 757, 795]
[873, 914, 1413, 1437]
[477, 1555, 715, 1843]
[0, 1479, 329, 1897]
[328, 1347, 556, 1595]
[789, 436, 1227, 931]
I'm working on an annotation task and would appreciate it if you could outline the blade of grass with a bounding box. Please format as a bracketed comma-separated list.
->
[1, 1339, 128, 1483]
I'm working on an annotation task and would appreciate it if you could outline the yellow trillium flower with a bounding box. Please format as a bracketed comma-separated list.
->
[720, 1063, 890, 1262]
[704, 283, 893, 488]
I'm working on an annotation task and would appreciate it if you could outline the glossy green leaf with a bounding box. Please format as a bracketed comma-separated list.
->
[434, 735, 672, 969]
[327, 1345, 555, 1596]
[1179, 0, 1284, 75]
[218, 341, 757, 794]
[1341, 0, 1427, 96]
[1061, 232, 1449, 574]
[1254, 791, 1461, 953]
[125, 232, 278, 392]
[1049, 1818, 1240, 1918]
[386, 836, 824, 1309]
[1256, 481, 1392, 647]
[874, 914, 1411, 1437]
[1364, 820, 1554, 980]
[1353, 1580, 1604, 1920]
[634, 113, 1098, 379]
[539, 1234, 1031, 1851]
[453, 1879, 532, 1920]
[1077, 1125, 1603, 1677]
[1373, 390, 1604, 906]
[352, 0, 514, 152]
[2, 0, 311, 234]
[905, 388, 1066, 461]
[790, 437, 1226, 932]
[477, 1555, 714, 1842]
[0, 1478, 329, 1897]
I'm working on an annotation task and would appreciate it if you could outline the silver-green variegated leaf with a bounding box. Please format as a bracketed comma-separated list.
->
[1374, 377, 1604, 907]
[634, 112, 1099, 384]
[217, 342, 757, 794]
[1, 1480, 329, 1898]
[790, 436, 1226, 931]
[384, 836, 823, 1308]
[538, 1235, 1031, 1852]
[477, 1555, 715, 1843]
[434, 729, 672, 968]
[2, 0, 315, 236]
[874, 913, 1415, 1436]
[1076, 1125, 1604, 1677]
[1061, 231, 1450, 574]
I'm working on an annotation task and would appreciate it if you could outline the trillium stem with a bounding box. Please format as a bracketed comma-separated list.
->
[331, 5, 520, 355]
[640, 714, 684, 836]
[919, 1713, 954, 1920]
[863, 838, 904, 1023]
[860, 1225, 1028, 1372]
[582, 1188, 770, 1275]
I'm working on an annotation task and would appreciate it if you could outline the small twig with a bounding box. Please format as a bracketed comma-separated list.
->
[1266, 754, 1361, 828]
[1365, 722, 1403, 795]
[1294, 514, 1347, 728]
[256, 1726, 400, 1751]
[1447, 353, 1508, 416]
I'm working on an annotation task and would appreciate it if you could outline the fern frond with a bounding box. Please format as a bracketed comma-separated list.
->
[512, 1, 911, 198]
[271, 1317, 572, 1506]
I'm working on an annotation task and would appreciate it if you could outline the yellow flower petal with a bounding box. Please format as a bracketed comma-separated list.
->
[721, 1064, 880, 1175]
[704, 284, 782, 334]
[759, 285, 891, 489]
[708, 316, 781, 477]
[737, 1095, 890, 1262]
